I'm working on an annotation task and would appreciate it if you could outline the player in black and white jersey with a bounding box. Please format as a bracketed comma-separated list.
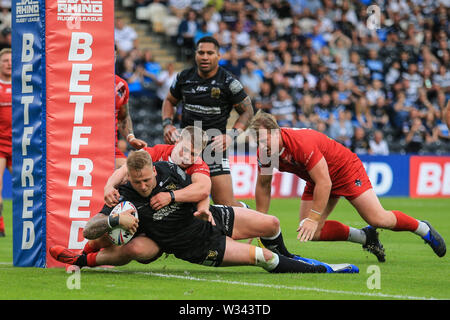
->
[49, 151, 358, 273]
[162, 36, 254, 208]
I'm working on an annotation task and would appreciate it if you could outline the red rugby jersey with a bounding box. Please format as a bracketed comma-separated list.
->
[0, 79, 12, 147]
[258, 128, 359, 188]
[143, 144, 210, 177]
[115, 75, 130, 136]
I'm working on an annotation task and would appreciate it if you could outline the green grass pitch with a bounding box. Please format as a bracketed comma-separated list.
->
[0, 198, 449, 300]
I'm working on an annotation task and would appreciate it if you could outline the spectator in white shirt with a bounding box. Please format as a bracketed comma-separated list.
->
[369, 130, 390, 155]
[114, 18, 138, 54]
[156, 62, 178, 109]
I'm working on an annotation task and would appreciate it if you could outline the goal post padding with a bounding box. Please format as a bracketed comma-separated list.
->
[12, 0, 115, 267]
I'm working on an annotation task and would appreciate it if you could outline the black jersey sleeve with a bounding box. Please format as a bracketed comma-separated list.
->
[169, 74, 181, 99]
[169, 70, 188, 100]
[224, 74, 248, 105]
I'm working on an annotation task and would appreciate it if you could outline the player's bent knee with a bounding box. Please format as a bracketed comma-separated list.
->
[265, 216, 280, 235]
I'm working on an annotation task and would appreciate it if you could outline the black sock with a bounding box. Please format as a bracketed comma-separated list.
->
[260, 231, 295, 258]
[74, 254, 88, 267]
[270, 255, 327, 274]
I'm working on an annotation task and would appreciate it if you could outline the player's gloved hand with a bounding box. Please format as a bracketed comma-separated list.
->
[194, 208, 216, 226]
[150, 192, 172, 211]
[297, 218, 318, 242]
[118, 208, 139, 234]
[104, 186, 121, 207]
[163, 124, 180, 144]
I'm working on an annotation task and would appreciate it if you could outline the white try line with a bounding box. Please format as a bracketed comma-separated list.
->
[93, 268, 444, 300]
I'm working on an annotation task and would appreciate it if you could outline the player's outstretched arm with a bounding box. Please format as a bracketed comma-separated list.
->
[193, 196, 215, 226]
[84, 210, 138, 240]
[233, 96, 254, 132]
[104, 165, 128, 207]
[255, 172, 273, 214]
[118, 102, 147, 150]
[297, 157, 331, 242]
[175, 172, 211, 202]
[83, 213, 111, 240]
[162, 92, 180, 144]
[150, 172, 211, 211]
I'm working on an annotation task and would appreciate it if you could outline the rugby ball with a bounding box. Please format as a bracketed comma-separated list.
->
[107, 201, 138, 245]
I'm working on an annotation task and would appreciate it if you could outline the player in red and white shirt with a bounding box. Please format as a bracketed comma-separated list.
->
[252, 111, 446, 261]
[104, 126, 211, 209]
[0, 48, 11, 237]
[115, 75, 147, 168]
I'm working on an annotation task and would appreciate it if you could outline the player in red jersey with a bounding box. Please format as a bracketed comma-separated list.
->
[115, 75, 147, 168]
[0, 48, 11, 237]
[251, 111, 446, 261]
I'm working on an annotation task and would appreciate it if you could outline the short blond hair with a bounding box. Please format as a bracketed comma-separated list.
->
[127, 150, 153, 172]
[180, 125, 209, 150]
[0, 48, 11, 59]
[249, 110, 280, 131]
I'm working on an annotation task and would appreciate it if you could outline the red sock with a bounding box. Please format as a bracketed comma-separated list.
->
[86, 252, 99, 267]
[83, 240, 101, 254]
[319, 220, 350, 241]
[0, 216, 4, 232]
[392, 210, 419, 231]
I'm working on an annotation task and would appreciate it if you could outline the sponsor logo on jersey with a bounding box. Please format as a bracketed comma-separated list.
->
[211, 87, 220, 99]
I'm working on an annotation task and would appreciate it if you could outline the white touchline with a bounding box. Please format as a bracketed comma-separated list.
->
[92, 268, 443, 300]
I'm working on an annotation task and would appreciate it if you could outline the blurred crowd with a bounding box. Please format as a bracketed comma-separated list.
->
[1, 0, 449, 154]
[0, 1, 11, 52]
[117, 0, 450, 155]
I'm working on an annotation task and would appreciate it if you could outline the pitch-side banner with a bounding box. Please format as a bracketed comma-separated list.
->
[229, 155, 411, 198]
[410, 156, 450, 198]
[230, 156, 306, 199]
[12, 0, 47, 267]
[45, 1, 115, 267]
[12, 0, 115, 268]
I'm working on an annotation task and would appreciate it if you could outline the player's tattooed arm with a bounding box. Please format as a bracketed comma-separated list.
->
[83, 213, 110, 240]
[118, 102, 133, 137]
[233, 96, 254, 132]
[118, 103, 147, 149]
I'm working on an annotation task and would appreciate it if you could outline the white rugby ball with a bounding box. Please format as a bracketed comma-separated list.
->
[107, 201, 138, 245]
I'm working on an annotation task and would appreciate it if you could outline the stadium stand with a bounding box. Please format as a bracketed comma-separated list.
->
[115, 1, 450, 154]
